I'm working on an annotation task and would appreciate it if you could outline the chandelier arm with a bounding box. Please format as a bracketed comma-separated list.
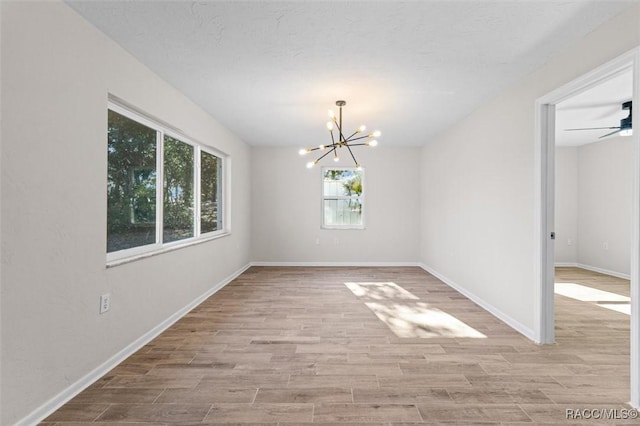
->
[330, 128, 336, 145]
[315, 147, 336, 163]
[348, 143, 369, 147]
[345, 144, 359, 166]
[335, 106, 347, 143]
[345, 130, 360, 141]
[319, 144, 337, 151]
[344, 134, 371, 143]
[334, 121, 347, 143]
[305, 145, 329, 153]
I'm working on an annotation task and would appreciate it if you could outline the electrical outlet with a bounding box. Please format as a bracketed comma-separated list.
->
[100, 293, 111, 314]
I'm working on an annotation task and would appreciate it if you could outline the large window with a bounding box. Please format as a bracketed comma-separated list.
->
[200, 150, 221, 234]
[107, 102, 226, 263]
[322, 167, 364, 229]
[107, 110, 158, 253]
[163, 136, 195, 243]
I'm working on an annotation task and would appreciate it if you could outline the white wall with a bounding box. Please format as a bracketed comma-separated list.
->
[420, 6, 640, 334]
[554, 140, 633, 276]
[251, 147, 420, 263]
[577, 137, 633, 276]
[555, 146, 579, 264]
[0, 1, 3, 423]
[1, 2, 251, 424]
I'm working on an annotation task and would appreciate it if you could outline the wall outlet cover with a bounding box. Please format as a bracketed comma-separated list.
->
[100, 293, 111, 314]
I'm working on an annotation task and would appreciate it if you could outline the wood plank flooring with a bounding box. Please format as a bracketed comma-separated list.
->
[41, 266, 634, 424]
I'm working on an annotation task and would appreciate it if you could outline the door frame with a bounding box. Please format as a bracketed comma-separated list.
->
[534, 47, 640, 408]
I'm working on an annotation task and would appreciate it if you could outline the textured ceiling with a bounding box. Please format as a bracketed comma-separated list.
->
[556, 70, 633, 147]
[68, 1, 635, 147]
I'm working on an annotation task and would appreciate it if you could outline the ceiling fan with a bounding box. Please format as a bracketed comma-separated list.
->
[564, 100, 632, 139]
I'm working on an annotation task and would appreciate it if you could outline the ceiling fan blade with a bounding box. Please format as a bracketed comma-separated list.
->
[564, 126, 621, 131]
[598, 129, 622, 139]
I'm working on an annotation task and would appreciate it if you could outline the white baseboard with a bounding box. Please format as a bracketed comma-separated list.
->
[418, 263, 535, 341]
[555, 262, 630, 280]
[16, 262, 252, 426]
[554, 262, 578, 268]
[250, 261, 421, 267]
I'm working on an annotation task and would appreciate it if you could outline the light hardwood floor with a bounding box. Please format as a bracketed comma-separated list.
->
[41, 266, 634, 424]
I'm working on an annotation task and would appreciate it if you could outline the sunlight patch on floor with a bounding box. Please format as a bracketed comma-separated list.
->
[555, 282, 630, 315]
[345, 282, 486, 339]
[344, 281, 420, 300]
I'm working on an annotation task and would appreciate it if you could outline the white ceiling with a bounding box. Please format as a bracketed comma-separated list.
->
[555, 70, 633, 147]
[67, 1, 635, 148]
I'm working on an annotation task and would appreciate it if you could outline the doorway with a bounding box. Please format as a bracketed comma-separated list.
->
[535, 48, 640, 408]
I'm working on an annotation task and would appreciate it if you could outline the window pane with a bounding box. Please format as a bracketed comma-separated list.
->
[324, 198, 363, 226]
[323, 169, 362, 197]
[163, 136, 194, 243]
[322, 168, 363, 227]
[201, 150, 220, 233]
[107, 110, 157, 252]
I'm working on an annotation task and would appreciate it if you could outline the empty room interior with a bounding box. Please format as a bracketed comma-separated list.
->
[1, 1, 640, 425]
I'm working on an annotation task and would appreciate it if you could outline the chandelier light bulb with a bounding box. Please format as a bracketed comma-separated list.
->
[326, 122, 334, 131]
[299, 149, 308, 155]
[358, 125, 366, 133]
[328, 110, 335, 119]
[306, 161, 316, 168]
[368, 140, 378, 147]
[372, 130, 381, 137]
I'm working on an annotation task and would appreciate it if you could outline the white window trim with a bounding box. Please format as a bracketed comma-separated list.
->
[321, 166, 365, 230]
[199, 146, 226, 236]
[106, 100, 229, 266]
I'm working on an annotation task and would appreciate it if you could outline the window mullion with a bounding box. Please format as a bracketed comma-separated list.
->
[195, 146, 202, 237]
[156, 131, 164, 246]
[218, 156, 223, 230]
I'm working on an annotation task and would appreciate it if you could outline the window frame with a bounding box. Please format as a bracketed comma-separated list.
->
[321, 166, 365, 230]
[107, 100, 228, 266]
[199, 147, 225, 236]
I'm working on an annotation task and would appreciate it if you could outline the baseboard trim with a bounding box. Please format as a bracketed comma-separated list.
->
[418, 263, 535, 341]
[15, 262, 251, 426]
[555, 262, 630, 280]
[250, 261, 421, 267]
[554, 262, 578, 268]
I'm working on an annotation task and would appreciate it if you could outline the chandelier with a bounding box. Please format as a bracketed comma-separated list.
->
[300, 100, 380, 169]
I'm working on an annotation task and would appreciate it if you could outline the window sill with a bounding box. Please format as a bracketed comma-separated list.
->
[321, 226, 366, 230]
[106, 231, 231, 268]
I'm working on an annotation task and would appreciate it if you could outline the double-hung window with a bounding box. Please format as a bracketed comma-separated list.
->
[107, 101, 226, 263]
[322, 167, 364, 229]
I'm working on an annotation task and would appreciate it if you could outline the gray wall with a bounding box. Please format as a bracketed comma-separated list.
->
[577, 137, 633, 276]
[420, 5, 640, 335]
[251, 147, 421, 263]
[555, 138, 633, 277]
[555, 146, 579, 264]
[1, 2, 251, 424]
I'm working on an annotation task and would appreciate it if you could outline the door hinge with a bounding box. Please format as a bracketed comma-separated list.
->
[550, 232, 556, 240]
